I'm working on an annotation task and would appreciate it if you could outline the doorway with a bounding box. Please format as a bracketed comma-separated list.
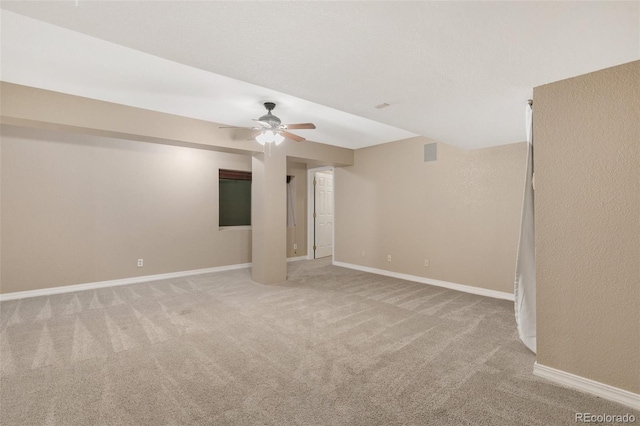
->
[307, 167, 334, 259]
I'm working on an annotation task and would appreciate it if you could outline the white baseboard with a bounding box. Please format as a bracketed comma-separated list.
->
[1, 258, 511, 303]
[332, 261, 514, 301]
[0, 263, 252, 302]
[533, 362, 640, 410]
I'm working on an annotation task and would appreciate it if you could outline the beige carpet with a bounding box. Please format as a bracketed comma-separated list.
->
[1, 258, 636, 425]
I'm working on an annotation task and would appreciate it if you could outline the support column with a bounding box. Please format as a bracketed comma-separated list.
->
[251, 149, 287, 284]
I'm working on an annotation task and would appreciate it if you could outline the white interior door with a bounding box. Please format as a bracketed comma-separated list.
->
[314, 172, 333, 258]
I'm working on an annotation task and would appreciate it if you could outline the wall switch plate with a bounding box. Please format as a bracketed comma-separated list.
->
[387, 255, 392, 262]
[293, 244, 298, 250]
[424, 259, 430, 267]
[137, 259, 143, 267]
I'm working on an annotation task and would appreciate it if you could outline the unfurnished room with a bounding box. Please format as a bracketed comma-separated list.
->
[0, 1, 638, 425]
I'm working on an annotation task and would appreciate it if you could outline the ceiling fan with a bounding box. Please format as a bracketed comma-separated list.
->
[222, 102, 316, 145]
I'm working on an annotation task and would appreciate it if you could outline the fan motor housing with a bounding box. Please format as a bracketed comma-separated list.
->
[259, 102, 281, 127]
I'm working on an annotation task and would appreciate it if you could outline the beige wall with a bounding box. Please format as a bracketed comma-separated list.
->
[534, 60, 639, 393]
[0, 83, 351, 290]
[0, 133, 2, 288]
[251, 150, 287, 284]
[335, 137, 527, 293]
[0, 125, 254, 294]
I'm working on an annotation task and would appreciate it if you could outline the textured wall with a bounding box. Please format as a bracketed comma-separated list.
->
[534, 60, 640, 393]
[251, 150, 288, 284]
[335, 137, 527, 293]
[0, 125, 253, 294]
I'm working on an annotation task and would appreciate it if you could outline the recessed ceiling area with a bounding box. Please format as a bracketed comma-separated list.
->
[1, 1, 638, 150]
[1, 11, 416, 149]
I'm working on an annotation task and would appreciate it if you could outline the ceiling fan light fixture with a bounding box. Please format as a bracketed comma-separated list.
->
[274, 132, 284, 145]
[256, 130, 281, 145]
[245, 102, 315, 146]
[255, 132, 268, 145]
[264, 130, 275, 143]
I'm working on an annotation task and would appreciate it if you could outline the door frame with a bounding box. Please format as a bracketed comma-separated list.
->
[307, 166, 335, 260]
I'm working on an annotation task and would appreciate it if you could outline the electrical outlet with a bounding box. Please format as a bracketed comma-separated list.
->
[137, 259, 143, 267]
[293, 243, 298, 250]
[361, 250, 366, 258]
[424, 258, 430, 267]
[387, 255, 392, 262]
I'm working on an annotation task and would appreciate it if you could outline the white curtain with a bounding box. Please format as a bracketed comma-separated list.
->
[514, 101, 536, 353]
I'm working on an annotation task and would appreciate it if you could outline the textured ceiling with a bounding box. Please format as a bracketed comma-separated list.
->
[1, 1, 638, 150]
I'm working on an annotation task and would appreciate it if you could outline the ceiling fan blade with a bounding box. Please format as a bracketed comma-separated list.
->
[281, 131, 305, 142]
[252, 119, 271, 128]
[284, 123, 316, 130]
